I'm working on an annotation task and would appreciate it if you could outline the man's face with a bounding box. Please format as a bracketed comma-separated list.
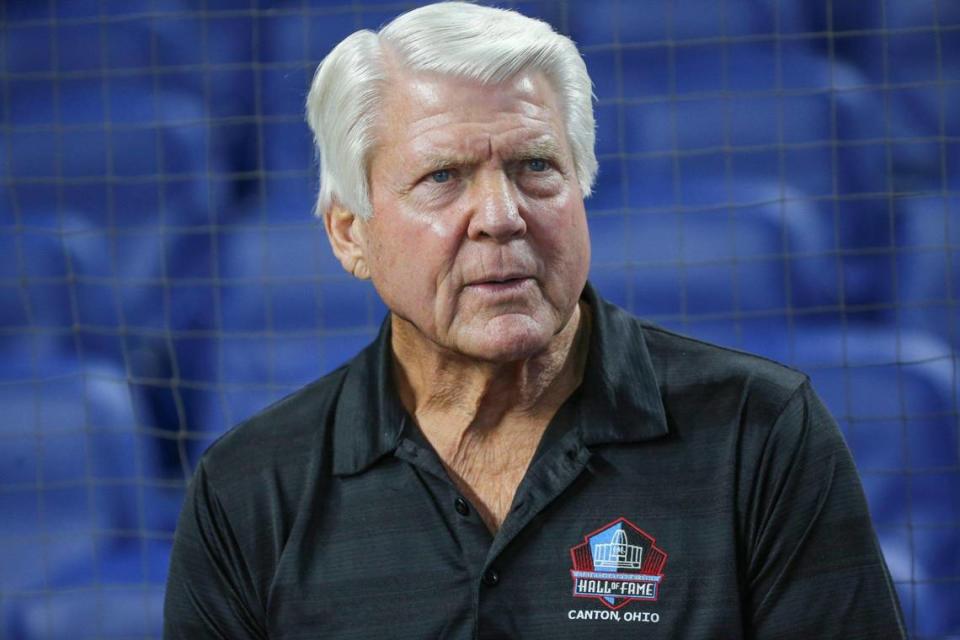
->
[361, 69, 591, 362]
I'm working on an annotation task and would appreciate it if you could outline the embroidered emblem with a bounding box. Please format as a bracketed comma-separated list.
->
[569, 517, 668, 610]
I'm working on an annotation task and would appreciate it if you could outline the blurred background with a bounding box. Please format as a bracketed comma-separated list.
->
[1, 0, 958, 637]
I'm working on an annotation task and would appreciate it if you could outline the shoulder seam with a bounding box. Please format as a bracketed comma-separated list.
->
[770, 376, 813, 429]
[199, 364, 350, 462]
[639, 321, 810, 378]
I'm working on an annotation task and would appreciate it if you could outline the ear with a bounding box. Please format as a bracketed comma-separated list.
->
[323, 204, 371, 280]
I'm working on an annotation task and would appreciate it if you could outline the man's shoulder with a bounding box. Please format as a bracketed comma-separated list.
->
[629, 315, 819, 445]
[645, 320, 805, 385]
[198, 363, 351, 486]
[604, 301, 808, 414]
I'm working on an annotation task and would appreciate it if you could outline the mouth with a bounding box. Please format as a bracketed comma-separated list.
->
[465, 275, 535, 294]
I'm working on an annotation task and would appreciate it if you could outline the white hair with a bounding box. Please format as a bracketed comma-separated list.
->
[305, 1, 597, 220]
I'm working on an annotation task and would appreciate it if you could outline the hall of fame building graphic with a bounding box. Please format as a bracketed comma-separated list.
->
[569, 517, 668, 610]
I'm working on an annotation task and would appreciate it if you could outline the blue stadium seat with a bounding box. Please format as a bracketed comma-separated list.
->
[590, 178, 836, 318]
[250, 13, 319, 220]
[0, 214, 196, 340]
[0, 15, 254, 612]
[793, 0, 960, 190]
[214, 220, 356, 332]
[0, 341, 178, 639]
[601, 42, 904, 316]
[262, 9, 366, 191]
[1, 80, 242, 348]
[2, 3, 302, 511]
[172, 217, 385, 463]
[797, 326, 958, 639]
[0, 221, 203, 493]
[2, 5, 255, 339]
[43, 1, 256, 118]
[6, 80, 227, 228]
[187, 327, 379, 469]
[615, 42, 883, 174]
[817, 0, 960, 69]
[0, 226, 73, 333]
[0, 205, 214, 439]
[895, 194, 960, 346]
[568, 0, 777, 47]
[3, 571, 166, 640]
[2, 539, 170, 639]
[256, 7, 352, 224]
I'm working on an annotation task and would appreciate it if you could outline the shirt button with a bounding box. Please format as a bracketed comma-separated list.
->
[482, 568, 500, 587]
[454, 496, 470, 516]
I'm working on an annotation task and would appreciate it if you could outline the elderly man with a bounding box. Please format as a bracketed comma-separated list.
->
[164, 3, 905, 638]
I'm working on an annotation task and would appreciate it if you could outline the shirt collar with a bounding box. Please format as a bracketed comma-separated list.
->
[331, 316, 408, 476]
[330, 281, 669, 476]
[575, 282, 670, 446]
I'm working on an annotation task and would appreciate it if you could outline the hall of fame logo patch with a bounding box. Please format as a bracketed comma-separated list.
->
[569, 517, 668, 610]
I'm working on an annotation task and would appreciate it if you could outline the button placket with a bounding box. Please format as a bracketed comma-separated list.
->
[484, 435, 591, 569]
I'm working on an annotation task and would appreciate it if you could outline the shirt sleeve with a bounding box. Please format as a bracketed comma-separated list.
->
[163, 459, 268, 640]
[744, 380, 907, 639]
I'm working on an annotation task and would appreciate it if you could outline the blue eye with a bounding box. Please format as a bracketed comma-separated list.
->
[527, 158, 548, 172]
[431, 169, 452, 183]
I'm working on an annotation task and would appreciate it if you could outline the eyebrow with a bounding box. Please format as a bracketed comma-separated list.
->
[421, 154, 472, 173]
[418, 137, 565, 173]
[510, 137, 564, 161]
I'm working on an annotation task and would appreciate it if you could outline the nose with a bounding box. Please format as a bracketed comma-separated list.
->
[466, 170, 527, 242]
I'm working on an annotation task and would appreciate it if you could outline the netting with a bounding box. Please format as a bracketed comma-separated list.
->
[1, 0, 957, 637]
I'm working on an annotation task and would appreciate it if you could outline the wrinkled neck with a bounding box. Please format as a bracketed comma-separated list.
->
[390, 302, 590, 443]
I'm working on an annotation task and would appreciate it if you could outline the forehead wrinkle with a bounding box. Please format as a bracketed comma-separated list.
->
[409, 133, 491, 172]
[408, 122, 565, 172]
[400, 82, 559, 142]
[377, 67, 563, 148]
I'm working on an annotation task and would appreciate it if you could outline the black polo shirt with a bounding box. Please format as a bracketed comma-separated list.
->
[163, 283, 906, 639]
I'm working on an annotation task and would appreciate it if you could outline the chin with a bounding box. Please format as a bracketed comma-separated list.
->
[458, 315, 555, 363]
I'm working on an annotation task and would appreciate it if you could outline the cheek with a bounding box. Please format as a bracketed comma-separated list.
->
[367, 205, 465, 296]
[527, 194, 590, 267]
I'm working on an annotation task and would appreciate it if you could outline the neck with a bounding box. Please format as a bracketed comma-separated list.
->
[391, 302, 590, 455]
